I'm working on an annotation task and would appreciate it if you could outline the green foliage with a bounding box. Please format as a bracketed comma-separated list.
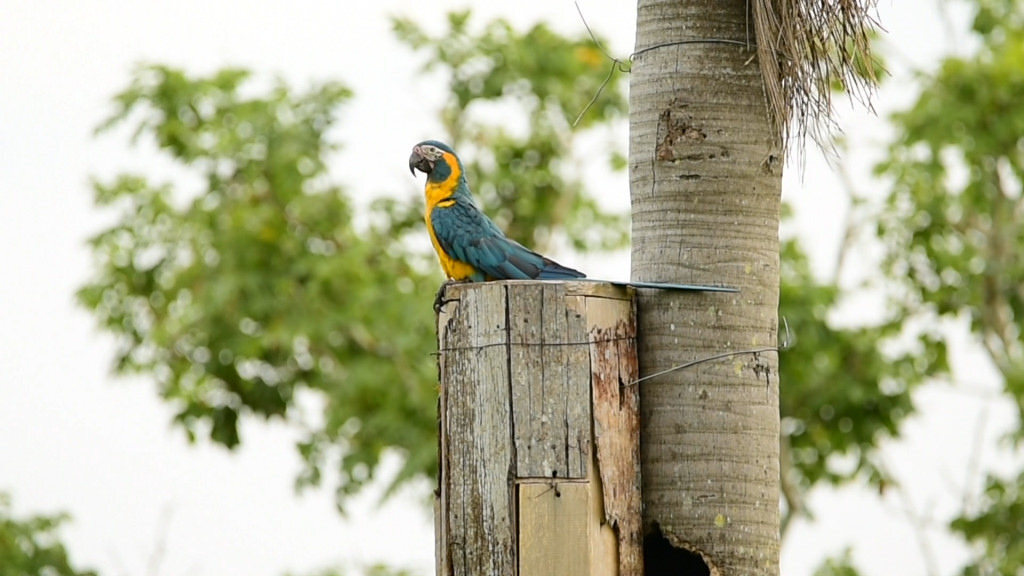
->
[951, 471, 1024, 576]
[777, 226, 948, 534]
[363, 565, 418, 576]
[286, 563, 417, 576]
[779, 235, 947, 494]
[811, 548, 863, 576]
[0, 493, 97, 576]
[81, 13, 629, 509]
[873, 0, 1024, 572]
[876, 0, 1024, 314]
[79, 64, 439, 502]
[390, 10, 628, 252]
[876, 0, 1024, 416]
[971, 0, 1024, 39]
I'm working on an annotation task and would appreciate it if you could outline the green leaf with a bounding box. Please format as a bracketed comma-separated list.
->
[951, 471, 1024, 576]
[0, 493, 98, 576]
[812, 548, 863, 576]
[779, 232, 946, 493]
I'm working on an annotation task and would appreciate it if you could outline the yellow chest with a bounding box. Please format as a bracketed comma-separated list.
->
[425, 187, 477, 281]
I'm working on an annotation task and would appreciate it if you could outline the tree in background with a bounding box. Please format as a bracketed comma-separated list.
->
[0, 493, 97, 576]
[76, 14, 627, 508]
[77, 68, 442, 503]
[876, 0, 1024, 572]
[776, 0, 1024, 572]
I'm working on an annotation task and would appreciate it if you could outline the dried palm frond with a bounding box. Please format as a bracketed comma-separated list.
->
[752, 0, 882, 149]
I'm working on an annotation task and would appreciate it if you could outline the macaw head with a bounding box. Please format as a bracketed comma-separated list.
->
[409, 140, 462, 184]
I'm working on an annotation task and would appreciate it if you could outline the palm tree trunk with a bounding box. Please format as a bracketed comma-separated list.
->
[630, 0, 781, 574]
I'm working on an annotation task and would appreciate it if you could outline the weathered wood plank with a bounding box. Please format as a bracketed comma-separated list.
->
[437, 281, 640, 576]
[509, 283, 547, 476]
[440, 283, 515, 576]
[588, 295, 643, 576]
[539, 283, 569, 477]
[564, 294, 591, 478]
[518, 481, 591, 576]
[436, 284, 459, 576]
[589, 447, 620, 576]
[434, 496, 445, 576]
[509, 283, 591, 479]
[564, 279, 634, 299]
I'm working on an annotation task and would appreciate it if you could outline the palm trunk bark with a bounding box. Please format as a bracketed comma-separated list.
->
[630, 0, 781, 574]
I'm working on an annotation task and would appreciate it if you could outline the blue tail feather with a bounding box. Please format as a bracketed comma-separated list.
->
[538, 260, 585, 279]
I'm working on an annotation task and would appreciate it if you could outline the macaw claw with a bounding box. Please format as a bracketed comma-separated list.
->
[433, 279, 461, 314]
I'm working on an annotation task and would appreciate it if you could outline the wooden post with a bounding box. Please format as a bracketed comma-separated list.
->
[436, 281, 642, 576]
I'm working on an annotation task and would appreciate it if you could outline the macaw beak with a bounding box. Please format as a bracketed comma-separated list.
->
[409, 147, 432, 176]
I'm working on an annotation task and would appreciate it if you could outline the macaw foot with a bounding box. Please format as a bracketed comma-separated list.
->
[433, 279, 461, 314]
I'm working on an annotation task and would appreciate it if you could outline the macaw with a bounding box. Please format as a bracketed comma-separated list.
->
[408, 140, 585, 283]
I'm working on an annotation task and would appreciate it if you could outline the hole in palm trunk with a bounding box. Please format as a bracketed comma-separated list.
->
[644, 522, 710, 576]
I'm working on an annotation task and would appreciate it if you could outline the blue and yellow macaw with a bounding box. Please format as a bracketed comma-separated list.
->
[409, 140, 585, 283]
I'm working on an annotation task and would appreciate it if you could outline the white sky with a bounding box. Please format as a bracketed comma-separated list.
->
[0, 1, 1011, 575]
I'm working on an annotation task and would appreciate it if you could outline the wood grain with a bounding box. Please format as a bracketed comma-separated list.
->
[436, 281, 641, 576]
[518, 482, 591, 576]
[439, 283, 515, 576]
[509, 283, 591, 479]
[588, 294, 644, 576]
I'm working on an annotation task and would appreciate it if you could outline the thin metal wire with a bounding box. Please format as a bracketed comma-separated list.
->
[570, 1, 754, 126]
[575, 1, 615, 62]
[434, 316, 793, 388]
[432, 335, 634, 356]
[572, 62, 618, 128]
[571, 1, 626, 127]
[631, 38, 753, 60]
[624, 315, 791, 387]
[625, 346, 780, 388]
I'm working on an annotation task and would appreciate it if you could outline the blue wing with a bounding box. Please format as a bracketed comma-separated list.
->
[431, 198, 584, 281]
